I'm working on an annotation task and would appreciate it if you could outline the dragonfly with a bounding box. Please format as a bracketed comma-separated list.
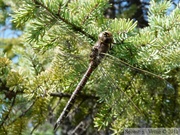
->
[53, 31, 174, 133]
[54, 31, 113, 131]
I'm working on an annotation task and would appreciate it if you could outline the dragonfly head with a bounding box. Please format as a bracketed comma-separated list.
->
[98, 31, 113, 44]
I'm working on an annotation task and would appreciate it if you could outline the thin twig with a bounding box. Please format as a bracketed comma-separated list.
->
[30, 123, 40, 134]
[0, 94, 16, 127]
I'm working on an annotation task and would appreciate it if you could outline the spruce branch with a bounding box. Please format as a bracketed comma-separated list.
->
[81, 3, 99, 25]
[31, 0, 96, 41]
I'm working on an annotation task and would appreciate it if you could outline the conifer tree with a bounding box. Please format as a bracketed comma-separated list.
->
[0, 0, 180, 134]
